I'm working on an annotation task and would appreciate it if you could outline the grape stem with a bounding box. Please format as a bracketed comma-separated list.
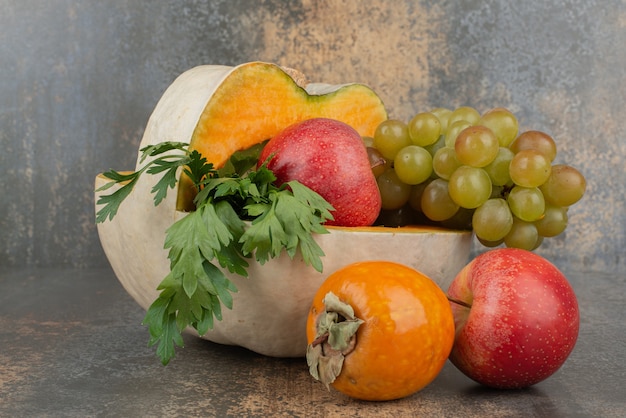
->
[447, 295, 472, 309]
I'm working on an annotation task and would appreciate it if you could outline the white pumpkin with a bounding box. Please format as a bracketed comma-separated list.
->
[95, 62, 472, 357]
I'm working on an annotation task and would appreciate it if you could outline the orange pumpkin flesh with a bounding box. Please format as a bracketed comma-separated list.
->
[175, 62, 388, 210]
[306, 261, 455, 401]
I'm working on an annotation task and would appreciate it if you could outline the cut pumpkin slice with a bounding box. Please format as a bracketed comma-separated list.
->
[136, 61, 388, 211]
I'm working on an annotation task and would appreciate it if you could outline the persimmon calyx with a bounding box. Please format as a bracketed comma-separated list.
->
[306, 292, 364, 389]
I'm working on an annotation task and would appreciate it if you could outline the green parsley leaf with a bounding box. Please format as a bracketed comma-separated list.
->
[95, 171, 140, 223]
[96, 141, 335, 365]
[183, 150, 215, 187]
[217, 141, 267, 177]
[239, 180, 334, 272]
[95, 141, 206, 223]
[143, 292, 184, 365]
[139, 141, 189, 162]
[240, 196, 290, 264]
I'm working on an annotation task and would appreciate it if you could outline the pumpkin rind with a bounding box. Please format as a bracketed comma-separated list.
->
[96, 173, 471, 357]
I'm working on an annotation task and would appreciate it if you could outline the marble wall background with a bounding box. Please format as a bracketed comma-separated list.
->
[1, 0, 624, 274]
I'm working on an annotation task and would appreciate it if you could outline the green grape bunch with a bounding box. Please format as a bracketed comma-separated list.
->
[367, 107, 586, 251]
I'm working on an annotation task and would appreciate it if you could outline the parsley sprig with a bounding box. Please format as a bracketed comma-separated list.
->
[96, 142, 334, 365]
[95, 142, 212, 223]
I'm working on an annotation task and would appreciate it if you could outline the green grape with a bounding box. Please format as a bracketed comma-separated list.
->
[484, 147, 514, 186]
[510, 130, 557, 162]
[394, 145, 433, 185]
[448, 106, 481, 128]
[507, 186, 545, 222]
[440, 207, 474, 230]
[477, 236, 504, 248]
[408, 112, 442, 146]
[479, 107, 519, 147]
[408, 181, 430, 212]
[539, 164, 586, 207]
[531, 236, 544, 250]
[373, 119, 412, 160]
[509, 149, 552, 188]
[430, 108, 452, 134]
[454, 125, 499, 167]
[366, 147, 389, 178]
[424, 134, 446, 157]
[504, 217, 540, 250]
[375, 205, 420, 227]
[472, 198, 513, 241]
[377, 168, 412, 210]
[432, 147, 461, 180]
[444, 120, 473, 148]
[362, 136, 375, 148]
[534, 204, 568, 237]
[421, 178, 459, 221]
[490, 184, 506, 199]
[448, 166, 492, 209]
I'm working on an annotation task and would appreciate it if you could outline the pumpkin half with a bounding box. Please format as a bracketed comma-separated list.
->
[95, 62, 472, 357]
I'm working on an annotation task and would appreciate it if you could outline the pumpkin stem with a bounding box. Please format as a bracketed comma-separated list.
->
[306, 292, 364, 389]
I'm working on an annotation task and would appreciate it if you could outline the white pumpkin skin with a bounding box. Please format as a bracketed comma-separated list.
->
[95, 63, 473, 357]
[95, 176, 471, 357]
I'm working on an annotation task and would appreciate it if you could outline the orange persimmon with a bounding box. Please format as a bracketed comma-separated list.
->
[306, 261, 455, 401]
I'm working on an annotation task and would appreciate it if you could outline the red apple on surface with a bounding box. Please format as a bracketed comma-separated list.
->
[447, 248, 579, 389]
[259, 118, 382, 226]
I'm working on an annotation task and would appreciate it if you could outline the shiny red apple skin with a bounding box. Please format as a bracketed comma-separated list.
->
[259, 118, 382, 227]
[447, 248, 579, 389]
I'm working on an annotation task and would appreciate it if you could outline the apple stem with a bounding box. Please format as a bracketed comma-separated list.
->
[447, 295, 472, 309]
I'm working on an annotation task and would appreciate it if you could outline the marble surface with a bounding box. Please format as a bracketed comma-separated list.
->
[1, 0, 625, 274]
[0, 267, 624, 417]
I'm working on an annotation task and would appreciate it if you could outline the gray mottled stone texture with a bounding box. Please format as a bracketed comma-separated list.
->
[1, 0, 624, 273]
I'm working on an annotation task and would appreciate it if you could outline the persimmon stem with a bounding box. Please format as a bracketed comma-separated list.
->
[306, 292, 364, 388]
[447, 295, 472, 309]
[311, 333, 329, 347]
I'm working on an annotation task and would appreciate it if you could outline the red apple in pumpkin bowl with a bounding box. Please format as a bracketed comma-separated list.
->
[258, 117, 382, 227]
[447, 248, 579, 389]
